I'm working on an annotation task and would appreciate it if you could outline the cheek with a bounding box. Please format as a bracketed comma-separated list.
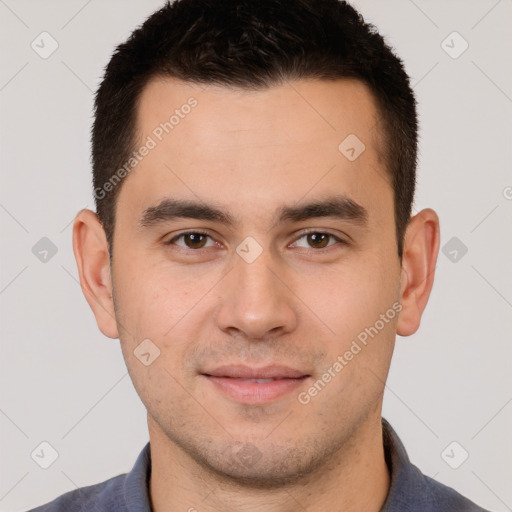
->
[114, 269, 197, 407]
[304, 256, 397, 411]
[112, 252, 183, 328]
[309, 253, 398, 341]
[301, 249, 399, 407]
[113, 256, 220, 376]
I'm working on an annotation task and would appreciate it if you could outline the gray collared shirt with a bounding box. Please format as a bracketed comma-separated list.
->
[27, 418, 490, 511]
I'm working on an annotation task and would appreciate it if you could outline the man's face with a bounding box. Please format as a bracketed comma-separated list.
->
[110, 77, 402, 484]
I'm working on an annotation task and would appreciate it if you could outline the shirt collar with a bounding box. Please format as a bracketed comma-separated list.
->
[123, 440, 152, 512]
[380, 417, 434, 511]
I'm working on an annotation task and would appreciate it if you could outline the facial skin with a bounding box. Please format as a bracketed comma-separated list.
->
[73, 77, 440, 511]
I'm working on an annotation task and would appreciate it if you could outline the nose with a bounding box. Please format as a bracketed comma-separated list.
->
[214, 246, 298, 341]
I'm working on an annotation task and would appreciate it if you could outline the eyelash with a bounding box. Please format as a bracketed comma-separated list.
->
[165, 229, 347, 252]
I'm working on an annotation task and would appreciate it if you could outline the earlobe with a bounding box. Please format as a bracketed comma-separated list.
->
[396, 208, 440, 337]
[72, 209, 119, 339]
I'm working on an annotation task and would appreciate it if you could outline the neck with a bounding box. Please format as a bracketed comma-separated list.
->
[148, 413, 390, 512]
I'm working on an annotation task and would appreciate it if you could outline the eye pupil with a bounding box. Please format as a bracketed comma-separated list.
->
[308, 233, 329, 248]
[185, 233, 207, 249]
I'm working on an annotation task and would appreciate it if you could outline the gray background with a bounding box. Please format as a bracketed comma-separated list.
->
[1, 1, 511, 511]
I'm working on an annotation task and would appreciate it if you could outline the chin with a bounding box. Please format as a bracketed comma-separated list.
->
[182, 437, 333, 489]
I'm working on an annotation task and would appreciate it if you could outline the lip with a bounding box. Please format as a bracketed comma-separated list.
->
[202, 364, 308, 379]
[201, 364, 311, 404]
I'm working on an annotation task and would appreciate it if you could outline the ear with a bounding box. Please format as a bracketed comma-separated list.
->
[72, 209, 119, 339]
[396, 208, 440, 337]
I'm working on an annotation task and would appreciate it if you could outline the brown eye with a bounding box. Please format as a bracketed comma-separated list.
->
[292, 232, 344, 250]
[182, 233, 208, 249]
[167, 231, 215, 250]
[306, 233, 330, 248]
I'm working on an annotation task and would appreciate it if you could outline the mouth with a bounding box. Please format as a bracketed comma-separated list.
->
[200, 364, 311, 404]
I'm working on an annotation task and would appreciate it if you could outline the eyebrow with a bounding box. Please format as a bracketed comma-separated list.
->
[138, 194, 369, 230]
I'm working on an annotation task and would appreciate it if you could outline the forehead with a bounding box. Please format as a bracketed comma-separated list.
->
[137, 76, 384, 150]
[117, 76, 392, 231]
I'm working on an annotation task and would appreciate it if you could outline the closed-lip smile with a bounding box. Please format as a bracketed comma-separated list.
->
[201, 364, 311, 404]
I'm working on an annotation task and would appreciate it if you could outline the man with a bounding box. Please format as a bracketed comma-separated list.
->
[28, 0, 490, 510]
